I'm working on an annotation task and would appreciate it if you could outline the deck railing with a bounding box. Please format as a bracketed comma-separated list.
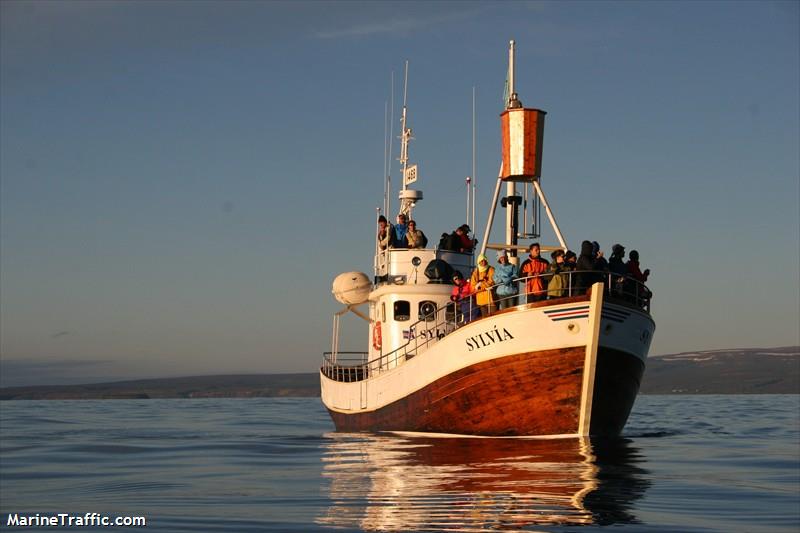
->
[321, 270, 651, 383]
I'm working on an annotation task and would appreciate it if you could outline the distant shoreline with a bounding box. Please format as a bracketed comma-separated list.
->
[2, 347, 797, 400]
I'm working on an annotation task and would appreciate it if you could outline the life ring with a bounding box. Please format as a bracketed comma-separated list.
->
[372, 321, 382, 350]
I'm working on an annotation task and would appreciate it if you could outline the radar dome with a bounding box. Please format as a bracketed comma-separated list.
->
[332, 272, 371, 305]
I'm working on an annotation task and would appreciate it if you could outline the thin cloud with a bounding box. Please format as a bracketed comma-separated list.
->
[50, 331, 72, 339]
[313, 8, 483, 39]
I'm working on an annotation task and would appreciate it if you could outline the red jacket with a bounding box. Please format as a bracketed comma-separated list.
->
[626, 260, 649, 282]
[457, 233, 474, 253]
[451, 280, 473, 301]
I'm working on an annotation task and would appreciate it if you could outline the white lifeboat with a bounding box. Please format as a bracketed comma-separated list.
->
[331, 272, 371, 305]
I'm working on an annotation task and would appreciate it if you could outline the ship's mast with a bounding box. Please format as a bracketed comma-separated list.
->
[397, 61, 422, 217]
[479, 40, 567, 259]
[505, 40, 522, 263]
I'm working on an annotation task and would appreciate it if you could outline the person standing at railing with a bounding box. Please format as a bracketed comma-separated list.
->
[563, 250, 577, 296]
[593, 241, 609, 273]
[470, 254, 496, 317]
[391, 213, 409, 248]
[450, 271, 477, 324]
[625, 250, 652, 306]
[455, 224, 476, 253]
[575, 240, 599, 295]
[377, 215, 392, 251]
[494, 250, 519, 310]
[547, 250, 568, 299]
[609, 244, 627, 295]
[626, 250, 650, 282]
[406, 220, 428, 249]
[520, 243, 550, 303]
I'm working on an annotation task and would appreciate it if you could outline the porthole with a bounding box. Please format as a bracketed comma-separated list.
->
[419, 301, 437, 322]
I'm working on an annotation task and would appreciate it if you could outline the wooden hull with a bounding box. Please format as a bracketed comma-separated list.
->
[328, 347, 586, 436]
[326, 344, 645, 437]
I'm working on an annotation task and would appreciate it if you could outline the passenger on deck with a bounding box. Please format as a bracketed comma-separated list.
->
[626, 250, 650, 282]
[405, 220, 428, 249]
[494, 250, 519, 310]
[575, 240, 598, 294]
[450, 271, 477, 324]
[563, 250, 577, 296]
[593, 241, 609, 273]
[520, 243, 550, 303]
[609, 244, 626, 275]
[625, 250, 652, 305]
[391, 214, 408, 248]
[609, 244, 627, 295]
[377, 215, 392, 251]
[455, 224, 476, 253]
[470, 254, 496, 317]
[547, 249, 568, 299]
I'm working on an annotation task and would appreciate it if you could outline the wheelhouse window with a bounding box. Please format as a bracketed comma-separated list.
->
[393, 300, 410, 321]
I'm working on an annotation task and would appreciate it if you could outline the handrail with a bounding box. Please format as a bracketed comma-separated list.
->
[321, 270, 652, 383]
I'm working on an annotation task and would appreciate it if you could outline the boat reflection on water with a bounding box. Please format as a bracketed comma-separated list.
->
[317, 433, 649, 531]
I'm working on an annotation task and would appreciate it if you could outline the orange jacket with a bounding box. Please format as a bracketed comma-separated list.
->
[520, 256, 550, 296]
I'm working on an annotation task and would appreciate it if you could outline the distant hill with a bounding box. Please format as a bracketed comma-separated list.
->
[0, 347, 797, 400]
[640, 346, 798, 394]
[0, 373, 319, 401]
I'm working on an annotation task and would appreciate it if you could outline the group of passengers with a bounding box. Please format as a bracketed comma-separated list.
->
[449, 241, 651, 323]
[378, 214, 430, 250]
[378, 215, 474, 253]
[376, 215, 650, 321]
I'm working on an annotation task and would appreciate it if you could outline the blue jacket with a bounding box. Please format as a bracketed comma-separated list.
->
[392, 223, 408, 247]
[494, 262, 519, 297]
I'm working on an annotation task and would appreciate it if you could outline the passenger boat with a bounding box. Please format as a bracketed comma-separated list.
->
[320, 41, 655, 437]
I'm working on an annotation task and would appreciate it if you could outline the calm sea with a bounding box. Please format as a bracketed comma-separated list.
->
[0, 395, 797, 532]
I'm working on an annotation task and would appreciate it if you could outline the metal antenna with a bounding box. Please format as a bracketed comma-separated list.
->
[387, 71, 395, 217]
[507, 39, 521, 109]
[465, 176, 471, 224]
[383, 101, 388, 216]
[399, 61, 410, 196]
[472, 86, 477, 238]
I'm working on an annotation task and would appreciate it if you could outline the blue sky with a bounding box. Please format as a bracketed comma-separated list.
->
[1, 0, 798, 386]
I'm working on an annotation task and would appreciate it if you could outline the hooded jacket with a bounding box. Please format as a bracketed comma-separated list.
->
[470, 255, 495, 307]
[494, 261, 519, 297]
